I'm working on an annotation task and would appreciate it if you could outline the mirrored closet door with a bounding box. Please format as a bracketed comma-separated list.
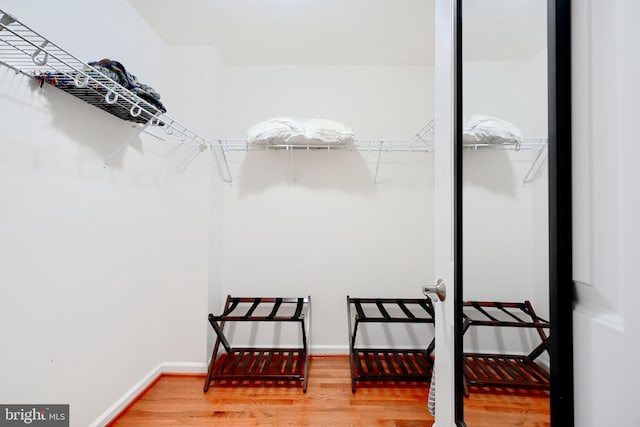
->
[460, 0, 550, 425]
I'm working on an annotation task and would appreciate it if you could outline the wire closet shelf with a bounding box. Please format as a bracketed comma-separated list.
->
[0, 9, 224, 164]
[0, 9, 547, 184]
[0, 10, 206, 138]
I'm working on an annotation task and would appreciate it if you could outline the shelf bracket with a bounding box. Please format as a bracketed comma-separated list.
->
[522, 145, 547, 185]
[103, 120, 152, 167]
[373, 141, 384, 185]
[209, 140, 233, 184]
[290, 146, 296, 183]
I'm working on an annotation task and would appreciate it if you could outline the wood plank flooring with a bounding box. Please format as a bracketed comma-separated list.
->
[109, 355, 549, 427]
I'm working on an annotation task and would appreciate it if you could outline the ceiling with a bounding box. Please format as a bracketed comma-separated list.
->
[127, 0, 546, 66]
[463, 0, 547, 61]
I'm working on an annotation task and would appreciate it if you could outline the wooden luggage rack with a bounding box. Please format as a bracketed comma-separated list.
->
[462, 300, 550, 394]
[346, 296, 435, 393]
[204, 295, 311, 393]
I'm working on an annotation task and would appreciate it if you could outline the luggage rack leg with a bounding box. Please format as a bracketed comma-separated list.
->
[204, 296, 233, 392]
[301, 297, 311, 393]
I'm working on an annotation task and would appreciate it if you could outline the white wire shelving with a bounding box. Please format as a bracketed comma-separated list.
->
[214, 119, 436, 184]
[0, 9, 546, 185]
[463, 137, 548, 185]
[0, 8, 233, 181]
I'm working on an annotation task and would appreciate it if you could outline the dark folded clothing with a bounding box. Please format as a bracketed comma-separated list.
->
[88, 58, 166, 113]
[34, 69, 165, 125]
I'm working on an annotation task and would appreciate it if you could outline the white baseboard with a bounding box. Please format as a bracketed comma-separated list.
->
[89, 364, 162, 427]
[90, 361, 208, 427]
[310, 345, 348, 355]
[162, 361, 208, 374]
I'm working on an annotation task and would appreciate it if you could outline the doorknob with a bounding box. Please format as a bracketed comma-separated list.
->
[422, 278, 446, 302]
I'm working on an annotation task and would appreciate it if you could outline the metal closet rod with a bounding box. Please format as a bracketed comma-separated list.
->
[213, 138, 545, 154]
[462, 138, 548, 151]
[216, 139, 433, 152]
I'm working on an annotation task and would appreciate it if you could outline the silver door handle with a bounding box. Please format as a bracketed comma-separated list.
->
[422, 278, 446, 302]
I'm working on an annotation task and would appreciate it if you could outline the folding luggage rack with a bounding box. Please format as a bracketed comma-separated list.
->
[204, 295, 311, 393]
[462, 300, 550, 394]
[346, 296, 435, 393]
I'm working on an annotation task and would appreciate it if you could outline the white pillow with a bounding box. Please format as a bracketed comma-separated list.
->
[302, 118, 355, 144]
[463, 115, 523, 145]
[247, 117, 354, 145]
[246, 117, 303, 144]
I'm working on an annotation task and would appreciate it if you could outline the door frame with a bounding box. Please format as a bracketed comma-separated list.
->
[547, 0, 574, 425]
[453, 0, 575, 425]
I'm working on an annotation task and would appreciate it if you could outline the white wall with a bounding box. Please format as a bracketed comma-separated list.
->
[217, 65, 436, 352]
[220, 65, 434, 140]
[572, 1, 640, 425]
[463, 60, 547, 136]
[215, 57, 549, 355]
[162, 44, 223, 365]
[0, 1, 221, 425]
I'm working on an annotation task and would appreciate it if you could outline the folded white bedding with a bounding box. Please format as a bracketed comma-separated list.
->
[247, 117, 355, 145]
[463, 115, 523, 145]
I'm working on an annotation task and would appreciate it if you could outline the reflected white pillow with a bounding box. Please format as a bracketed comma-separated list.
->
[247, 117, 354, 145]
[463, 115, 523, 145]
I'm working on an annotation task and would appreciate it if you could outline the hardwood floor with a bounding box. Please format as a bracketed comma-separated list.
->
[109, 356, 549, 427]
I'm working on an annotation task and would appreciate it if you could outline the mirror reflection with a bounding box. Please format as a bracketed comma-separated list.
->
[461, 0, 550, 425]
